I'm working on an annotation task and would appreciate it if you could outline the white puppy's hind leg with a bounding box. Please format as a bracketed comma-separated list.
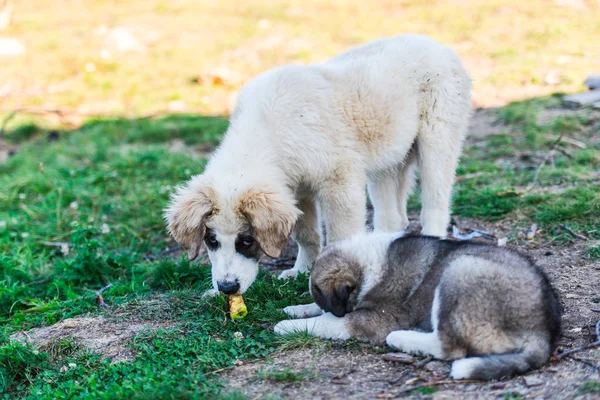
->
[418, 122, 465, 237]
[274, 313, 351, 340]
[386, 330, 443, 359]
[417, 80, 470, 237]
[368, 173, 405, 232]
[283, 303, 324, 318]
[396, 151, 418, 232]
[278, 198, 321, 280]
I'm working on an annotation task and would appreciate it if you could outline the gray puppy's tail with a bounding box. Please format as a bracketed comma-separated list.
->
[450, 337, 552, 381]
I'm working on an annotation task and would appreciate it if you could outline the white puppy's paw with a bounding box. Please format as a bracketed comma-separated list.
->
[201, 289, 220, 299]
[278, 268, 300, 280]
[274, 319, 311, 336]
[283, 303, 324, 319]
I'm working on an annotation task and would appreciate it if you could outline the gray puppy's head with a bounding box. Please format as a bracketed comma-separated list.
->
[310, 247, 363, 317]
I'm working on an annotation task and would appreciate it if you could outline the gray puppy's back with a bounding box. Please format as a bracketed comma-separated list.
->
[353, 236, 561, 379]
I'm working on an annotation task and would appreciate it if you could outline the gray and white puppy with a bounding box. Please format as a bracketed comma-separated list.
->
[275, 232, 561, 381]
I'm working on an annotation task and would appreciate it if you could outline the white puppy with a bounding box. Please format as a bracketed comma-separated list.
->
[165, 34, 472, 296]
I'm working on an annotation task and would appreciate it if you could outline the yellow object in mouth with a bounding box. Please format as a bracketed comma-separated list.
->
[229, 294, 248, 319]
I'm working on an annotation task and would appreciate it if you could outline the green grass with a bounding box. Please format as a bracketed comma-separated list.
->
[447, 96, 600, 242]
[2, 94, 599, 398]
[580, 380, 600, 394]
[587, 245, 600, 261]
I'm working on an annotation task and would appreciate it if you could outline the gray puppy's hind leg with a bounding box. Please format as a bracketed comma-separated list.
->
[385, 287, 444, 358]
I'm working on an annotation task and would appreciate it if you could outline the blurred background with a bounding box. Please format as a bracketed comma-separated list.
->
[1, 0, 599, 125]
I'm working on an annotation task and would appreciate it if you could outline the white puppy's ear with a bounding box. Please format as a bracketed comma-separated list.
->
[164, 176, 216, 261]
[236, 187, 301, 259]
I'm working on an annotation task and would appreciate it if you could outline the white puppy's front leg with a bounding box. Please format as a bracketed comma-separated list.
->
[278, 245, 317, 280]
[274, 313, 351, 340]
[278, 198, 321, 280]
[283, 302, 324, 318]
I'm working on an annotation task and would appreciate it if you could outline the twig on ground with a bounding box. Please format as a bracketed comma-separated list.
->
[96, 283, 112, 308]
[555, 145, 574, 159]
[98, 283, 112, 294]
[413, 355, 433, 368]
[554, 320, 600, 360]
[202, 358, 265, 376]
[544, 134, 587, 149]
[528, 133, 564, 189]
[559, 224, 589, 240]
[202, 366, 235, 376]
[393, 379, 480, 395]
[451, 225, 496, 241]
[567, 355, 600, 372]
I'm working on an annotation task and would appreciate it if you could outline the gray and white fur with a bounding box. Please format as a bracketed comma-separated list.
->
[275, 233, 562, 381]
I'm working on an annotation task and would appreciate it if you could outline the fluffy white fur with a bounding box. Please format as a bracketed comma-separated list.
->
[165, 34, 471, 294]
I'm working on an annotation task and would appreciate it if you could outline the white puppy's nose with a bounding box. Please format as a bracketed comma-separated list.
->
[217, 280, 240, 295]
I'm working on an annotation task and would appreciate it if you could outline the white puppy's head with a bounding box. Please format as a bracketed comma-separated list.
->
[164, 174, 300, 294]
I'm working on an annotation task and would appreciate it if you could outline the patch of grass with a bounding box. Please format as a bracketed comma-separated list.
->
[255, 367, 313, 384]
[410, 386, 438, 395]
[502, 392, 524, 400]
[587, 245, 600, 261]
[0, 341, 50, 395]
[274, 331, 330, 352]
[453, 97, 600, 242]
[580, 380, 600, 394]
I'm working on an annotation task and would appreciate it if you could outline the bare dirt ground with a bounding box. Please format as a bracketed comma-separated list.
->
[10, 315, 174, 363]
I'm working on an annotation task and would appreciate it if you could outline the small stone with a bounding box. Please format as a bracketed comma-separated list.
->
[423, 361, 450, 376]
[565, 294, 580, 299]
[491, 382, 507, 390]
[524, 376, 544, 387]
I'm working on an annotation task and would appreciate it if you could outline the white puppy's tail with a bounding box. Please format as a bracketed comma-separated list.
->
[449, 337, 552, 381]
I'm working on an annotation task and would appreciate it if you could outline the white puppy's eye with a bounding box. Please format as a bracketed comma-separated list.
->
[240, 236, 254, 248]
[204, 229, 219, 250]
